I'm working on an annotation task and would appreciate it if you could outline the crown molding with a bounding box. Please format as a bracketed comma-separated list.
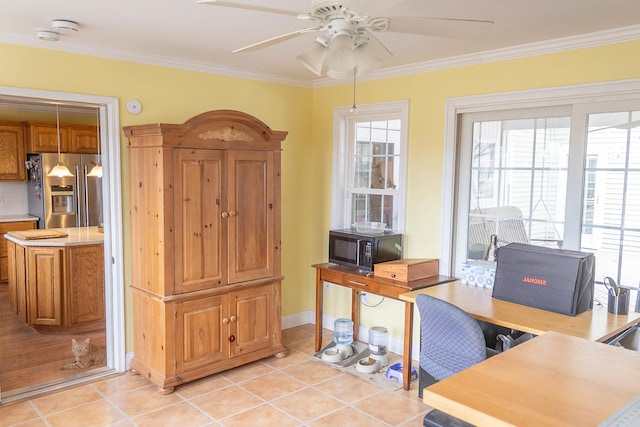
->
[0, 31, 314, 88]
[1, 24, 639, 90]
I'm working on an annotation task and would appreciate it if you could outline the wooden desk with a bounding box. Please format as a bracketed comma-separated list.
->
[422, 331, 640, 426]
[312, 263, 455, 390]
[400, 280, 640, 342]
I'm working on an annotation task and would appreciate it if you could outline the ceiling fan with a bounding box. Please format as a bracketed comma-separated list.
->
[197, 0, 494, 79]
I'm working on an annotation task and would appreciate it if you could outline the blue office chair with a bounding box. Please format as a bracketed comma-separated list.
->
[416, 294, 498, 397]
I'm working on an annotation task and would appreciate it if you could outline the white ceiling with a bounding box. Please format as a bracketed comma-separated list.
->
[1, 0, 639, 87]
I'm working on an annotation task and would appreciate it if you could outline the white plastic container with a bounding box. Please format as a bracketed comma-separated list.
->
[368, 326, 389, 367]
[334, 318, 354, 345]
[368, 326, 388, 355]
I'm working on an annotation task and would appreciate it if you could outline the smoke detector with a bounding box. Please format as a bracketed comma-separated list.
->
[36, 19, 79, 42]
[37, 30, 60, 41]
[51, 19, 79, 32]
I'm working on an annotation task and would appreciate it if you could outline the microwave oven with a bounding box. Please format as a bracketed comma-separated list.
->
[328, 229, 403, 271]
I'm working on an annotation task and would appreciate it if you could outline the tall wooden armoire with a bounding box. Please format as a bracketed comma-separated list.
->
[124, 110, 288, 394]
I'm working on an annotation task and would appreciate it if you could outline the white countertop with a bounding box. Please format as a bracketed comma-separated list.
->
[0, 215, 39, 223]
[3, 226, 104, 247]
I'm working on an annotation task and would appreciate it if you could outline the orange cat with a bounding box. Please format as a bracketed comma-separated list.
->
[60, 338, 106, 370]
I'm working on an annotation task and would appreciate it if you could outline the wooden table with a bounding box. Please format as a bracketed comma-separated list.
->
[312, 263, 455, 390]
[421, 331, 640, 426]
[400, 280, 640, 342]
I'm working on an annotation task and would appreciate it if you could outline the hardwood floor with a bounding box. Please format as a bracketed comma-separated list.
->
[0, 284, 106, 396]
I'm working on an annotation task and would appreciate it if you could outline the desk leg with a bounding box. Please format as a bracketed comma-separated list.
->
[315, 269, 323, 352]
[402, 301, 414, 391]
[352, 289, 360, 342]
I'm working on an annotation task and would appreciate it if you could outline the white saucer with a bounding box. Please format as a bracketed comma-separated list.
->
[335, 343, 353, 358]
[321, 348, 345, 363]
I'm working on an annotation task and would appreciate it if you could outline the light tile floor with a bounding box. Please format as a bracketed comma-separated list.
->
[0, 324, 431, 426]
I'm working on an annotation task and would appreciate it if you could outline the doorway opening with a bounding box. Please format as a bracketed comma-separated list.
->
[0, 86, 125, 403]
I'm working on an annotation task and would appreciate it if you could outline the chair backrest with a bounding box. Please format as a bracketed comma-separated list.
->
[417, 294, 488, 381]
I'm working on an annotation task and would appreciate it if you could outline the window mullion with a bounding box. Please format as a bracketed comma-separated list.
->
[564, 104, 588, 249]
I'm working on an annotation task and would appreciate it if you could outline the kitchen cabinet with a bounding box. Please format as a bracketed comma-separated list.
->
[5, 229, 105, 327]
[67, 244, 105, 324]
[0, 122, 27, 181]
[28, 246, 64, 326]
[1, 220, 37, 282]
[68, 125, 99, 154]
[25, 122, 69, 153]
[25, 122, 98, 154]
[125, 110, 288, 394]
[6, 240, 28, 323]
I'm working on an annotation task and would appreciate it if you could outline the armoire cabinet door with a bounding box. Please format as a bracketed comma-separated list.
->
[229, 284, 274, 357]
[174, 149, 226, 294]
[227, 151, 274, 284]
[175, 295, 227, 374]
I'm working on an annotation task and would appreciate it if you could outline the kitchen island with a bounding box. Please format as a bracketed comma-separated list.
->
[0, 215, 38, 282]
[4, 227, 104, 327]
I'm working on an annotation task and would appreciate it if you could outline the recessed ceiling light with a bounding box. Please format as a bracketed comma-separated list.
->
[36, 30, 60, 41]
[51, 19, 79, 32]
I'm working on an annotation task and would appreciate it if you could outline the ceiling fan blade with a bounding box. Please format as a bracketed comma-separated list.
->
[197, 0, 301, 17]
[364, 29, 393, 57]
[386, 16, 494, 39]
[233, 27, 324, 53]
[342, 0, 405, 16]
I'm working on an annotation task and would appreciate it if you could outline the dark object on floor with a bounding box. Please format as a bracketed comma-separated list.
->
[423, 409, 475, 427]
[418, 366, 437, 399]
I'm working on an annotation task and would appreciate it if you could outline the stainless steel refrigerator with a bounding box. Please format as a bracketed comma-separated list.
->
[27, 153, 102, 229]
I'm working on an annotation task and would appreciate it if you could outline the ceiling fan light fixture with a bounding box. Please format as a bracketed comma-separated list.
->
[199, 0, 497, 80]
[314, 35, 329, 48]
[325, 34, 357, 72]
[354, 43, 384, 76]
[297, 42, 329, 76]
[326, 67, 356, 80]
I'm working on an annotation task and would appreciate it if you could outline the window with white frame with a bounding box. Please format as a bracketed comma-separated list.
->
[459, 109, 571, 262]
[332, 101, 408, 232]
[441, 81, 640, 307]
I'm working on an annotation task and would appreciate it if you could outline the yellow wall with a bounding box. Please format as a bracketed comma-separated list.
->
[308, 40, 640, 340]
[1, 42, 313, 351]
[2, 39, 639, 352]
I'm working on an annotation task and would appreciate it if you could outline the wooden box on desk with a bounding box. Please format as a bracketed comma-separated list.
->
[374, 259, 439, 282]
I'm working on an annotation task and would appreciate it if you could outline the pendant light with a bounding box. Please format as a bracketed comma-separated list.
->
[87, 108, 103, 178]
[47, 105, 74, 178]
